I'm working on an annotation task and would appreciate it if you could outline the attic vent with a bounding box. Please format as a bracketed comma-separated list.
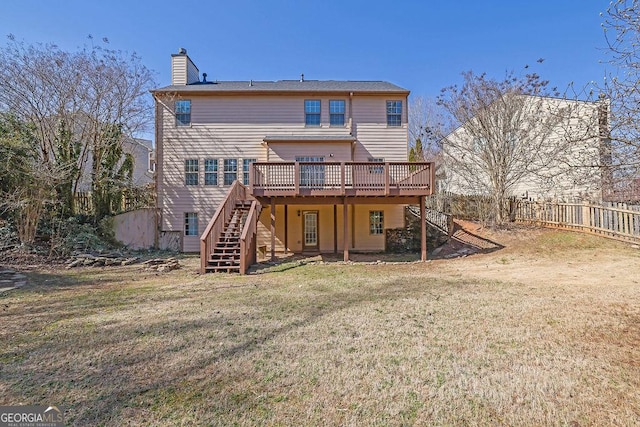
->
[202, 72, 207, 82]
[300, 73, 304, 82]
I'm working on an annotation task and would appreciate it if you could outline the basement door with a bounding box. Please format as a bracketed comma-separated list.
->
[302, 211, 319, 251]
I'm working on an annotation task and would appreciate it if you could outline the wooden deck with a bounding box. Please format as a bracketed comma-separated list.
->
[250, 162, 434, 198]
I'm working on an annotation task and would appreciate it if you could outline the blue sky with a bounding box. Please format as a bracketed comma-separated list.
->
[0, 0, 609, 99]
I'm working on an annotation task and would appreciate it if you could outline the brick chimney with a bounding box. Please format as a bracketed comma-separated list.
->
[171, 48, 200, 85]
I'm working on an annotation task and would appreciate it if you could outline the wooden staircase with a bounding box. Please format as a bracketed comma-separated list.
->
[205, 201, 252, 273]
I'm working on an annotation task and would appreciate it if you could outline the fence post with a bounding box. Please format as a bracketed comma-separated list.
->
[582, 201, 590, 232]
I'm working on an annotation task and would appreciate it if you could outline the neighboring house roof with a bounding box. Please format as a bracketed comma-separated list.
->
[151, 80, 409, 95]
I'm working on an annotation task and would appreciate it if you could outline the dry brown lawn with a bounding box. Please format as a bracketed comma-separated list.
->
[1, 227, 639, 426]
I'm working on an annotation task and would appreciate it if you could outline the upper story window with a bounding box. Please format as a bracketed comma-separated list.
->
[224, 159, 238, 186]
[243, 158, 256, 185]
[386, 100, 402, 127]
[185, 159, 198, 185]
[204, 159, 218, 185]
[305, 100, 321, 126]
[175, 100, 191, 126]
[329, 100, 345, 126]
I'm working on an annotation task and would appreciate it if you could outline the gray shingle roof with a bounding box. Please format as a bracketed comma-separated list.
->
[152, 80, 409, 94]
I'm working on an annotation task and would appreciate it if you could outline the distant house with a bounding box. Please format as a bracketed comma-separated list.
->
[74, 136, 154, 192]
[440, 95, 609, 201]
[151, 49, 433, 272]
[123, 137, 155, 188]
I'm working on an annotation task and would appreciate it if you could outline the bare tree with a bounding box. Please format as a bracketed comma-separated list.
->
[601, 0, 640, 199]
[437, 71, 603, 224]
[0, 35, 155, 221]
[408, 95, 448, 162]
[0, 113, 48, 244]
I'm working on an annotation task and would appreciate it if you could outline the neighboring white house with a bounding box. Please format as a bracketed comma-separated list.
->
[440, 95, 609, 201]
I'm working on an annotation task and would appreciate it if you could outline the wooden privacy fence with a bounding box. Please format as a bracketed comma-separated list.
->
[512, 200, 640, 243]
[73, 188, 155, 215]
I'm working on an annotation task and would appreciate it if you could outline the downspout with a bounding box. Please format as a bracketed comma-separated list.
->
[349, 92, 355, 161]
[152, 93, 161, 249]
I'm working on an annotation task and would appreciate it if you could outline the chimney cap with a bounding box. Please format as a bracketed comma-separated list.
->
[178, 47, 187, 55]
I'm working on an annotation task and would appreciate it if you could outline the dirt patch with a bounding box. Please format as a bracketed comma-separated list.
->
[431, 220, 640, 288]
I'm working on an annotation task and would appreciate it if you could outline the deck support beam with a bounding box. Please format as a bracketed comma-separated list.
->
[284, 205, 288, 255]
[343, 198, 349, 262]
[333, 204, 338, 255]
[270, 198, 276, 261]
[420, 195, 427, 261]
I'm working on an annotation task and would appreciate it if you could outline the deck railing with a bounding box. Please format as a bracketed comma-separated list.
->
[251, 161, 433, 197]
[240, 200, 260, 274]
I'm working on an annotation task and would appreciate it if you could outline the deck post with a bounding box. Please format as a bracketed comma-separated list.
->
[343, 198, 349, 262]
[420, 195, 427, 261]
[284, 205, 288, 255]
[333, 204, 338, 254]
[270, 198, 276, 261]
[384, 162, 390, 195]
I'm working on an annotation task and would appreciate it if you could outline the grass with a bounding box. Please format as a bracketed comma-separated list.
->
[1, 229, 639, 426]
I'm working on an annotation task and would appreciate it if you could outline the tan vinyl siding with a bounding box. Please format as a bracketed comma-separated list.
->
[186, 58, 199, 85]
[267, 142, 352, 162]
[352, 204, 404, 251]
[353, 124, 408, 162]
[171, 54, 199, 85]
[171, 56, 187, 85]
[155, 92, 409, 252]
[257, 204, 404, 253]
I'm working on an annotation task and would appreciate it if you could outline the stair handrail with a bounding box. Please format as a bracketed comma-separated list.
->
[239, 200, 260, 274]
[200, 180, 246, 273]
[408, 204, 454, 237]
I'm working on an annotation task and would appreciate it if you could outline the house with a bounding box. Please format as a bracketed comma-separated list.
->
[440, 95, 609, 201]
[75, 136, 154, 191]
[123, 137, 155, 188]
[151, 49, 433, 272]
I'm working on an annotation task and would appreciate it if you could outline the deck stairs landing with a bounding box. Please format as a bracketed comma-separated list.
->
[205, 201, 252, 273]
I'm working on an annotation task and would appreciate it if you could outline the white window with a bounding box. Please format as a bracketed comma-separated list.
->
[368, 157, 384, 174]
[296, 156, 325, 187]
[370, 211, 384, 235]
[204, 159, 218, 185]
[329, 100, 345, 126]
[224, 159, 238, 185]
[175, 100, 191, 126]
[305, 100, 321, 126]
[185, 159, 198, 185]
[243, 158, 256, 185]
[386, 100, 402, 126]
[185, 212, 198, 236]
